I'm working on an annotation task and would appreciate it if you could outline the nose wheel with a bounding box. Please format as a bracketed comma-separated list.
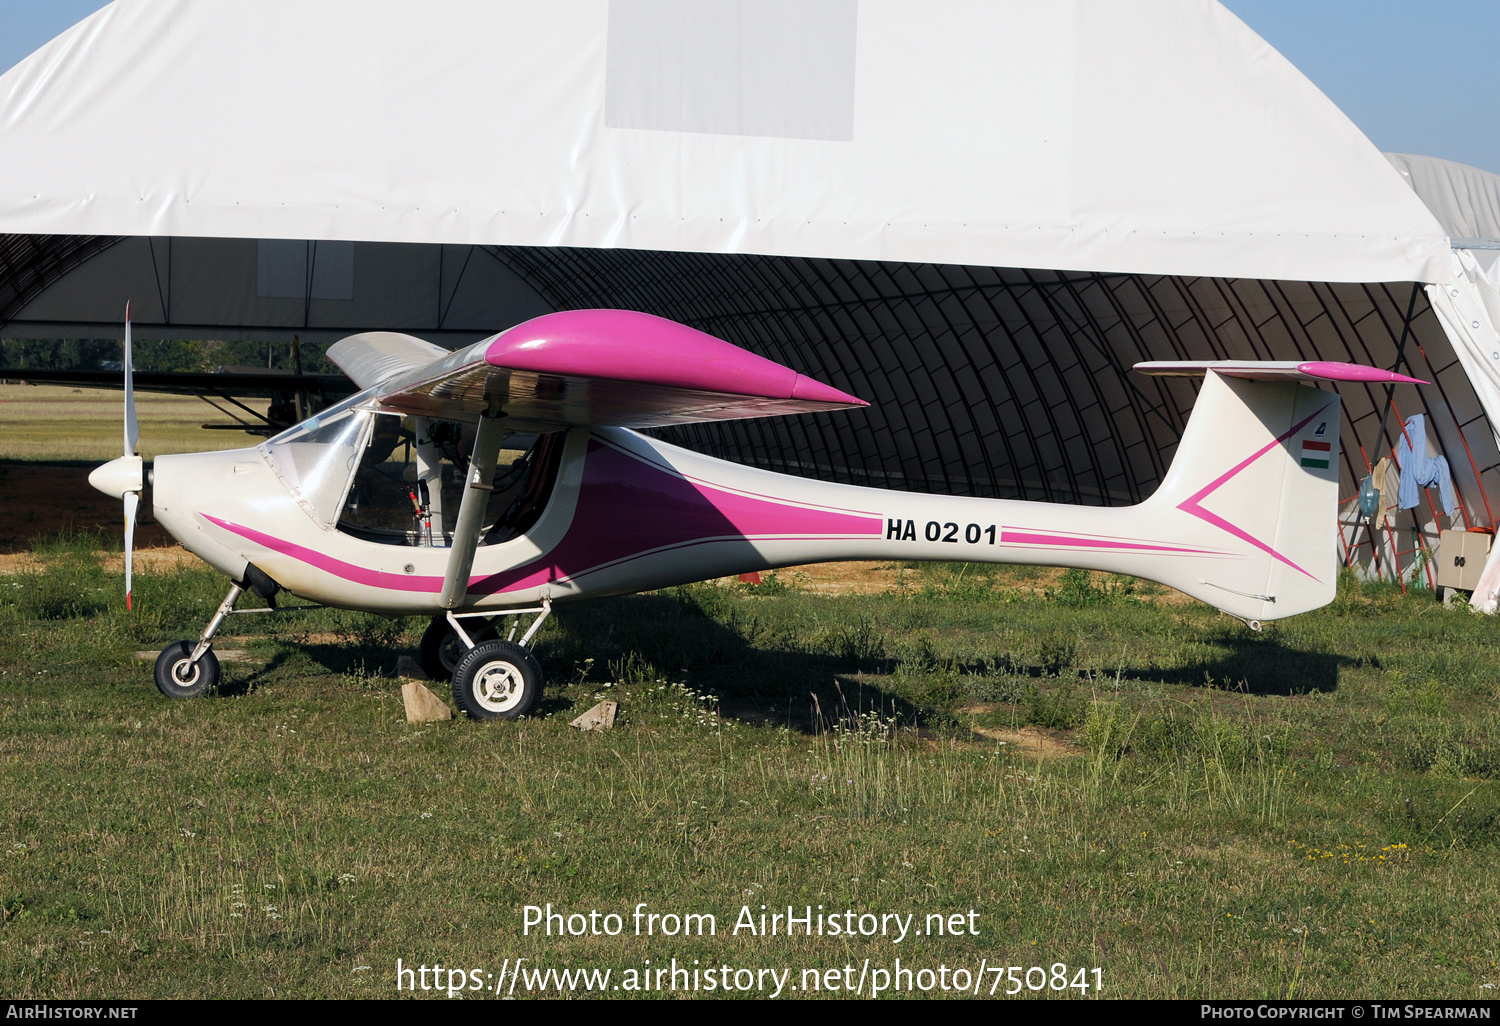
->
[151, 582, 243, 698]
[154, 640, 221, 699]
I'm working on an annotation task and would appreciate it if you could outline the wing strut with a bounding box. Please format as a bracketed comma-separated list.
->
[439, 400, 508, 608]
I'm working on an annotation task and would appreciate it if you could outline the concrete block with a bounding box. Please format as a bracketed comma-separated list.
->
[569, 700, 618, 732]
[402, 680, 452, 723]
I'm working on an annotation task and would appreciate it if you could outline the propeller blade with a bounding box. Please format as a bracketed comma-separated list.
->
[123, 490, 138, 612]
[124, 302, 138, 457]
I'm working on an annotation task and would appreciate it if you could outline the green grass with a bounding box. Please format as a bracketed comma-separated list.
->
[1, 551, 1498, 999]
[0, 385, 267, 460]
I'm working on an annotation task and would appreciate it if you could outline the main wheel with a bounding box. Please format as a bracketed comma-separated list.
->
[154, 641, 219, 699]
[419, 616, 497, 681]
[451, 640, 543, 720]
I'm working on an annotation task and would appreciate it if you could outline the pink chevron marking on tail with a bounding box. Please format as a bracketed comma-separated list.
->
[1176, 408, 1326, 582]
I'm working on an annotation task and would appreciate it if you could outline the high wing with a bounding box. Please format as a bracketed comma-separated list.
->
[365, 310, 867, 430]
[325, 332, 451, 390]
[1133, 360, 1425, 384]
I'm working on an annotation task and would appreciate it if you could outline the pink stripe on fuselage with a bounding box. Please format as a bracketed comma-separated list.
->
[202, 514, 446, 592]
[1000, 530, 1215, 555]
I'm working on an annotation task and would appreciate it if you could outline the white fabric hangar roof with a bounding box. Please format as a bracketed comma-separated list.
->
[0, 0, 1454, 285]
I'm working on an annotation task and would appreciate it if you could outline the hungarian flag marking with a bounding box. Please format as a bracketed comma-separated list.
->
[1300, 439, 1331, 469]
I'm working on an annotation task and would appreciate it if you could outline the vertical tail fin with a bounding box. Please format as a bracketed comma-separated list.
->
[1139, 371, 1341, 622]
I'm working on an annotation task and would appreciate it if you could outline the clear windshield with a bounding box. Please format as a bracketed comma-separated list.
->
[258, 402, 373, 528]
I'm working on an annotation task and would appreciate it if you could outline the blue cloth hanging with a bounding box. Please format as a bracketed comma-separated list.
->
[1395, 414, 1456, 516]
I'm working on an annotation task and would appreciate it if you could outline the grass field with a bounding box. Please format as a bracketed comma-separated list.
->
[0, 384, 268, 460]
[0, 541, 1497, 1000]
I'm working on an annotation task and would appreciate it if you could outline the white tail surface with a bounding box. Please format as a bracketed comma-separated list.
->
[1135, 371, 1341, 622]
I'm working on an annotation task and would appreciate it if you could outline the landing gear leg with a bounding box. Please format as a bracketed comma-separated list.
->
[440, 602, 551, 719]
[190, 583, 244, 664]
[153, 583, 241, 699]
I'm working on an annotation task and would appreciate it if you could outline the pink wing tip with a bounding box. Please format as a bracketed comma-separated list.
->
[126, 592, 132, 612]
[1296, 361, 1427, 385]
[790, 375, 867, 407]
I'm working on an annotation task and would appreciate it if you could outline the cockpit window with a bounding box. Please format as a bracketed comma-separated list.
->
[258, 406, 373, 529]
[335, 412, 565, 547]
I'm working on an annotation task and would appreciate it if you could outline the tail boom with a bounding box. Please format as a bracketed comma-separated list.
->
[638, 370, 1342, 623]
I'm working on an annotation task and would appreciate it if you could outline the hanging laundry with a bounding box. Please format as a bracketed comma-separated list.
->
[1371, 456, 1399, 523]
[1395, 414, 1456, 516]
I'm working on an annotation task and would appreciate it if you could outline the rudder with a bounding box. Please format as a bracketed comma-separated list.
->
[1140, 371, 1341, 622]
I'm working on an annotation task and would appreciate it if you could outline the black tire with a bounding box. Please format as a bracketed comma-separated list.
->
[451, 640, 543, 720]
[419, 616, 497, 682]
[154, 641, 219, 699]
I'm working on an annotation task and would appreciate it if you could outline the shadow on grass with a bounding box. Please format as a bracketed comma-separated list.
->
[541, 592, 927, 733]
[1122, 632, 1350, 695]
[201, 591, 1352, 719]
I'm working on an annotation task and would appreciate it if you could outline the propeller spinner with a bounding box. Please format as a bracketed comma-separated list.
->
[86, 303, 143, 610]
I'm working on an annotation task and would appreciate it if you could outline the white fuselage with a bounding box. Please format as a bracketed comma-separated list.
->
[151, 417, 1311, 623]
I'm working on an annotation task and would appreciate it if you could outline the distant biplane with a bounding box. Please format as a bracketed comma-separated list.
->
[85, 306, 1420, 718]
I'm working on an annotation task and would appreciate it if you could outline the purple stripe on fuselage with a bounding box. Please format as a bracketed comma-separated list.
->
[469, 439, 882, 594]
[203, 439, 883, 596]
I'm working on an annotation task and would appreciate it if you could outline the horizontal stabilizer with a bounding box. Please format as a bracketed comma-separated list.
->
[372, 310, 867, 430]
[327, 332, 452, 390]
[1133, 360, 1425, 385]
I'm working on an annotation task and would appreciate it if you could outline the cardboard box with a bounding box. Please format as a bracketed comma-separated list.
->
[1436, 529, 1491, 592]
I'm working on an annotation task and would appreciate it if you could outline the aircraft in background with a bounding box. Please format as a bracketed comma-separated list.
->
[86, 306, 1421, 719]
[1, 344, 351, 437]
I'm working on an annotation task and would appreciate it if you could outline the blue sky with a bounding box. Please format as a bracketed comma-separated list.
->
[2, 1, 1495, 173]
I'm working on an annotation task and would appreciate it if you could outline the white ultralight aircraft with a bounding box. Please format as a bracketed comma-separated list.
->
[86, 307, 1421, 718]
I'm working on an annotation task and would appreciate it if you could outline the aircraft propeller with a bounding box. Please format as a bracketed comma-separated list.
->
[86, 302, 144, 610]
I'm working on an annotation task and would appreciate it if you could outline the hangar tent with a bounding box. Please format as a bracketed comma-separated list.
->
[1, 0, 1497, 599]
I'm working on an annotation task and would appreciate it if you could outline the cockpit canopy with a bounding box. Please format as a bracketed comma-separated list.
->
[259, 400, 563, 546]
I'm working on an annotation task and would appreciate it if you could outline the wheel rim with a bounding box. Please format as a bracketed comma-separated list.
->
[439, 634, 466, 674]
[472, 659, 525, 713]
[171, 658, 201, 687]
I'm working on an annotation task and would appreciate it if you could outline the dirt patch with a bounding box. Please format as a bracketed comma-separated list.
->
[0, 463, 177, 552]
[0, 545, 199, 574]
[971, 724, 1084, 759]
[778, 561, 907, 595]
